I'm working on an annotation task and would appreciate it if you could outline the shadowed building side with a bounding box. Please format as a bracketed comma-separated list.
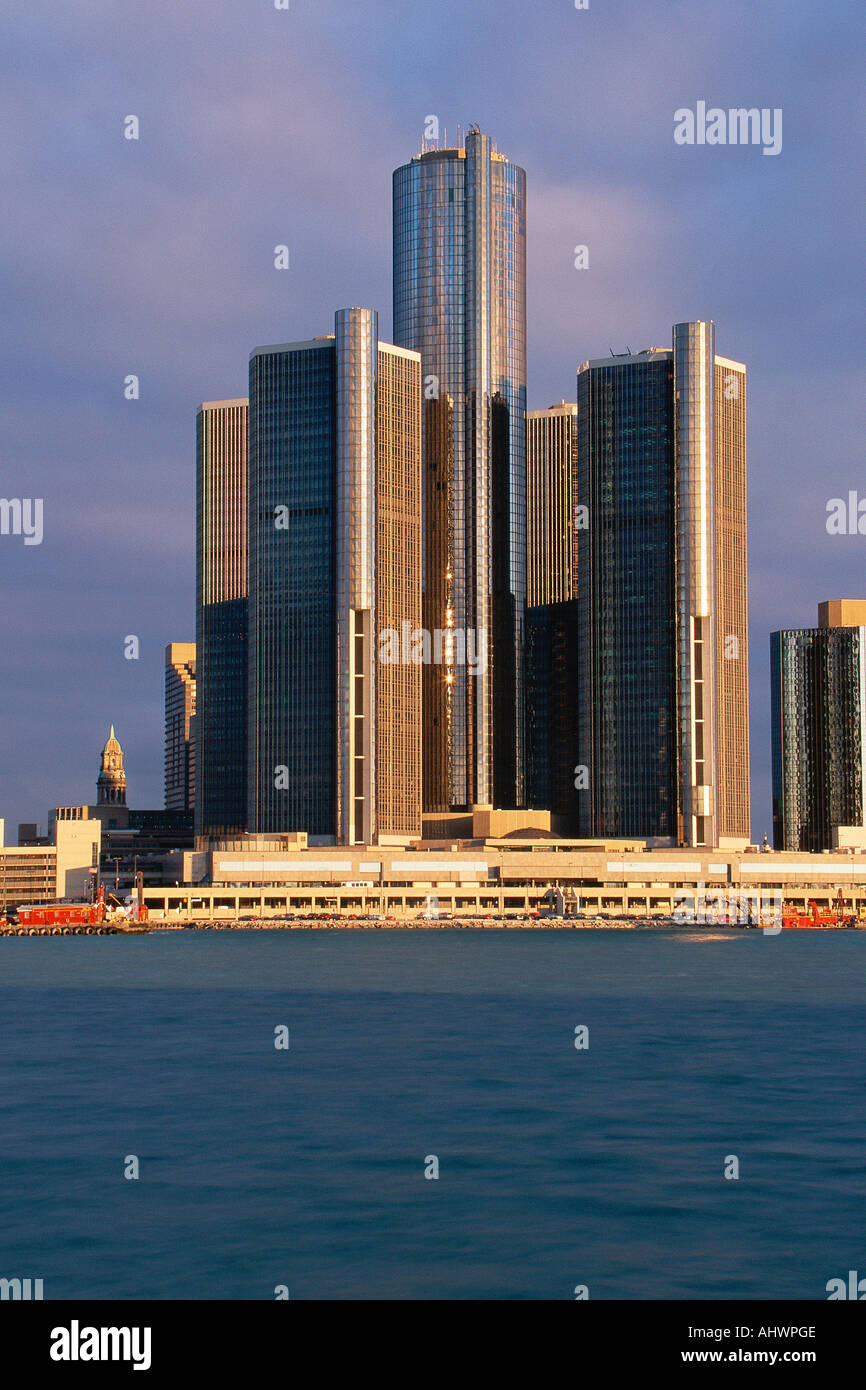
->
[772, 608, 866, 851]
[575, 324, 749, 847]
[525, 404, 579, 825]
[576, 350, 678, 840]
[196, 399, 248, 838]
[247, 313, 422, 844]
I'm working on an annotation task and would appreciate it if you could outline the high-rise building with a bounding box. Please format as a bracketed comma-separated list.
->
[714, 350, 750, 843]
[247, 308, 422, 844]
[393, 126, 527, 812]
[526, 404, 578, 608]
[771, 605, 866, 851]
[525, 404, 579, 821]
[525, 600, 580, 823]
[164, 642, 196, 811]
[196, 398, 248, 837]
[575, 322, 750, 846]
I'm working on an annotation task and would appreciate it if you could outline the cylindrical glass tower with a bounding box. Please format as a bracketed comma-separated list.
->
[393, 127, 526, 811]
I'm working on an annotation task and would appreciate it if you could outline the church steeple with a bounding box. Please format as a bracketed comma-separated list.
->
[97, 725, 127, 806]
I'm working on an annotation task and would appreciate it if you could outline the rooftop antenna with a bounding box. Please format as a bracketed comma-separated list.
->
[626, 344, 633, 355]
[457, 122, 462, 148]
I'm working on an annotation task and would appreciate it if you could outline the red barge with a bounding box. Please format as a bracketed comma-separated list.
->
[13, 885, 149, 931]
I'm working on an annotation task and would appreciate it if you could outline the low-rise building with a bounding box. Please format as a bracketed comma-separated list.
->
[0, 819, 101, 915]
[139, 835, 866, 922]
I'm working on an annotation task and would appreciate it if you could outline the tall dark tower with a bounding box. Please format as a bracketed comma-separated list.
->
[96, 725, 127, 807]
[393, 126, 527, 812]
[771, 603, 866, 851]
[196, 398, 249, 838]
[247, 311, 423, 843]
[575, 324, 750, 846]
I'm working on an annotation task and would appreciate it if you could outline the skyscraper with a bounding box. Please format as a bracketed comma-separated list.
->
[576, 323, 750, 846]
[525, 404, 579, 821]
[247, 309, 422, 844]
[713, 349, 750, 842]
[196, 398, 248, 838]
[164, 642, 196, 811]
[393, 126, 527, 812]
[771, 604, 866, 851]
[526, 404, 578, 608]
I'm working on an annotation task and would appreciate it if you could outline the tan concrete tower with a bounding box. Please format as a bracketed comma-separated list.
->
[526, 404, 578, 608]
[165, 642, 197, 811]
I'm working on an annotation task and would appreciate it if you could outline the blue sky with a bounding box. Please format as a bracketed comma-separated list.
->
[0, 0, 863, 836]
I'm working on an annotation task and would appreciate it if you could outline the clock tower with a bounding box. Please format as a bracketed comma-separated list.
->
[97, 725, 127, 807]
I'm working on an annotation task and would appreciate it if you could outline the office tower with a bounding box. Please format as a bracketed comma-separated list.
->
[771, 605, 866, 851]
[525, 602, 580, 823]
[525, 404, 579, 821]
[526, 404, 578, 607]
[96, 725, 126, 806]
[164, 642, 196, 811]
[576, 322, 750, 846]
[393, 126, 527, 812]
[196, 398, 248, 837]
[713, 350, 750, 841]
[248, 308, 422, 843]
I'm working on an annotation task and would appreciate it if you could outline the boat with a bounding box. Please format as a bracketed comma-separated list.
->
[782, 890, 861, 930]
[17, 885, 109, 928]
[14, 883, 151, 933]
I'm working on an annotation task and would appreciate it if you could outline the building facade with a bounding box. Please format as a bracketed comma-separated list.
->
[144, 839, 866, 924]
[393, 127, 527, 812]
[526, 404, 578, 608]
[575, 323, 750, 846]
[771, 608, 866, 851]
[713, 350, 750, 842]
[165, 642, 196, 811]
[196, 398, 249, 837]
[525, 600, 580, 822]
[247, 310, 422, 843]
[0, 820, 101, 914]
[525, 403, 580, 821]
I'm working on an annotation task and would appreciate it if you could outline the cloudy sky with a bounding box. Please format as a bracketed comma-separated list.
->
[1, 0, 863, 836]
